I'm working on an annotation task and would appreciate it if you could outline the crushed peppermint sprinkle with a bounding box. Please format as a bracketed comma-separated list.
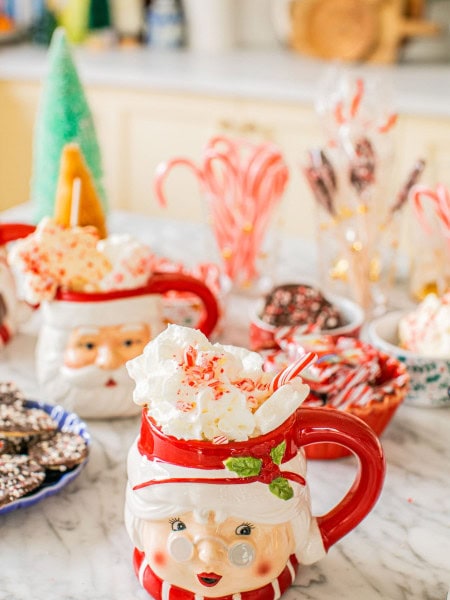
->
[0, 382, 25, 407]
[212, 435, 229, 444]
[178, 347, 271, 405]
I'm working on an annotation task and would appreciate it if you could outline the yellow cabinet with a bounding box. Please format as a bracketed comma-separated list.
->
[0, 70, 449, 253]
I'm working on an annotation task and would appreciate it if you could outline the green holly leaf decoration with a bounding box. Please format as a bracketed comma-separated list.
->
[224, 456, 262, 477]
[270, 441, 286, 465]
[269, 477, 294, 501]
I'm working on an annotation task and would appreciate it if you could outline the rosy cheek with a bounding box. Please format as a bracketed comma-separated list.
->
[152, 551, 167, 568]
[255, 560, 272, 577]
[63, 350, 86, 368]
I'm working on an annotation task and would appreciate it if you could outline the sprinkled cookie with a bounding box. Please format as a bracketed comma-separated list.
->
[0, 403, 58, 438]
[260, 283, 343, 330]
[28, 432, 88, 471]
[0, 454, 46, 507]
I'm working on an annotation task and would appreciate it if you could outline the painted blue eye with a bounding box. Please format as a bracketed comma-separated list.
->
[235, 523, 253, 536]
[171, 519, 186, 532]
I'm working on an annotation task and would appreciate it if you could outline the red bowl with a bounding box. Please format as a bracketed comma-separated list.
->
[263, 340, 408, 460]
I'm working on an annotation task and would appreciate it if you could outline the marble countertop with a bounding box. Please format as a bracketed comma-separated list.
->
[1, 44, 450, 118]
[0, 208, 449, 600]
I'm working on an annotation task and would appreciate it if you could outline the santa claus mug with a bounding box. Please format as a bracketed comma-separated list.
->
[125, 406, 385, 600]
[36, 274, 219, 419]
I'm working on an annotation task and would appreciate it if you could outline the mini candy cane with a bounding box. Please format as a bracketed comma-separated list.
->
[411, 183, 450, 252]
[331, 383, 374, 409]
[328, 363, 375, 408]
[269, 352, 317, 393]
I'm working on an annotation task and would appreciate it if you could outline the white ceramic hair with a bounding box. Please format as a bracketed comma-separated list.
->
[125, 441, 326, 565]
[40, 295, 164, 330]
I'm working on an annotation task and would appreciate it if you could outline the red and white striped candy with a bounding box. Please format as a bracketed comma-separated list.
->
[183, 345, 197, 366]
[329, 364, 373, 408]
[213, 435, 229, 445]
[269, 352, 317, 392]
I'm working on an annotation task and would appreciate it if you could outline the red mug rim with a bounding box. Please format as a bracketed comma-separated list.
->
[138, 409, 300, 469]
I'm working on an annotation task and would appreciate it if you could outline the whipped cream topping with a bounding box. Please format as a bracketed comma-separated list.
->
[398, 292, 450, 358]
[97, 234, 153, 291]
[126, 325, 309, 442]
[9, 221, 158, 303]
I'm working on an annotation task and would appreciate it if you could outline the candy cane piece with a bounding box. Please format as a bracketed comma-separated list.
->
[269, 352, 317, 392]
[350, 78, 364, 118]
[412, 184, 450, 237]
[183, 345, 197, 367]
[378, 113, 398, 134]
[154, 157, 204, 208]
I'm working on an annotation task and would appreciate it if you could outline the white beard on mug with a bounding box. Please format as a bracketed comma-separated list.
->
[39, 352, 141, 419]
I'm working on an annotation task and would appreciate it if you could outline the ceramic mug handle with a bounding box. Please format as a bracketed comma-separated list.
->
[0, 223, 36, 245]
[145, 272, 220, 338]
[295, 407, 385, 551]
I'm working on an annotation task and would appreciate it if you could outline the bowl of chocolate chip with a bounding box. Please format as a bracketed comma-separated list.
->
[249, 282, 364, 351]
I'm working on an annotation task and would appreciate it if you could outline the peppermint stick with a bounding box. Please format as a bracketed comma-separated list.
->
[388, 158, 425, 216]
[269, 352, 317, 392]
[303, 149, 337, 216]
[411, 183, 450, 253]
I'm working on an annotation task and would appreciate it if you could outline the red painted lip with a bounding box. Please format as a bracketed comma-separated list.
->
[105, 378, 117, 387]
[197, 573, 222, 587]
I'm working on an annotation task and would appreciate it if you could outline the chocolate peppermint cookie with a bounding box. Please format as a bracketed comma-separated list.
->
[0, 454, 46, 507]
[28, 432, 89, 471]
[0, 403, 58, 439]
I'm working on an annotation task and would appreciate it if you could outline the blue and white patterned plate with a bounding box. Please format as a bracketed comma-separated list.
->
[0, 400, 90, 515]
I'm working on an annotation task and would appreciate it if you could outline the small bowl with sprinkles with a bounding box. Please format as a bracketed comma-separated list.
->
[249, 282, 364, 352]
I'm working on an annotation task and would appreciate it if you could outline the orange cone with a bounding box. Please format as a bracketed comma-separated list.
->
[53, 143, 107, 238]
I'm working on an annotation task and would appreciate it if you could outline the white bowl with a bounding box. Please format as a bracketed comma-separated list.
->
[367, 310, 450, 408]
[249, 291, 365, 351]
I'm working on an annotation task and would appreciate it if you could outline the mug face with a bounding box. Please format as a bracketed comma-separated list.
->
[141, 510, 295, 597]
[37, 320, 151, 419]
[64, 323, 151, 370]
[36, 295, 163, 418]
